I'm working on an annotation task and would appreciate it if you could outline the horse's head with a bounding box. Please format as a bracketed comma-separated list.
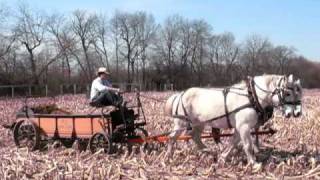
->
[271, 74, 302, 118]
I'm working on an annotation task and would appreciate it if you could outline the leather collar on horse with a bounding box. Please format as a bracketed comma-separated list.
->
[222, 76, 273, 129]
[245, 76, 274, 127]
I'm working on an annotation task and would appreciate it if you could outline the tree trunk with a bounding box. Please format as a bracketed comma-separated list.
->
[65, 56, 71, 83]
[115, 37, 119, 80]
[131, 60, 135, 84]
[27, 48, 39, 85]
[127, 54, 131, 84]
[81, 38, 93, 80]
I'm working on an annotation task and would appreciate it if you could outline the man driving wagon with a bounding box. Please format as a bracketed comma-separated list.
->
[89, 67, 123, 107]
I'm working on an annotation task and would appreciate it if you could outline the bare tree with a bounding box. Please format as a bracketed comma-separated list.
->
[113, 11, 141, 85]
[71, 10, 98, 81]
[241, 34, 272, 76]
[189, 20, 211, 86]
[208, 32, 241, 84]
[136, 12, 157, 85]
[272, 45, 295, 74]
[0, 1, 9, 27]
[0, 34, 15, 61]
[0, 3, 15, 61]
[14, 4, 45, 84]
[46, 13, 75, 83]
[155, 15, 182, 84]
[220, 33, 239, 82]
[93, 13, 110, 71]
[110, 12, 122, 80]
[178, 18, 192, 72]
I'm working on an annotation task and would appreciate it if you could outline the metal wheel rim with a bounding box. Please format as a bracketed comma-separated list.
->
[89, 133, 112, 154]
[13, 120, 39, 150]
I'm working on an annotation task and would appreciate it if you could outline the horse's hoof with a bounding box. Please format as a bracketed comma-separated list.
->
[252, 162, 262, 172]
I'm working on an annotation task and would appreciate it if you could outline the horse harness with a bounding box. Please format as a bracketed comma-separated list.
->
[171, 76, 274, 130]
[245, 77, 274, 126]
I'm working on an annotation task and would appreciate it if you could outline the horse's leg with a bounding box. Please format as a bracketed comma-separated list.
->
[166, 118, 184, 158]
[221, 130, 240, 160]
[190, 125, 207, 150]
[252, 127, 260, 154]
[239, 124, 256, 164]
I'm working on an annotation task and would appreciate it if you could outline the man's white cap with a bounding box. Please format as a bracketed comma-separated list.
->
[97, 67, 110, 75]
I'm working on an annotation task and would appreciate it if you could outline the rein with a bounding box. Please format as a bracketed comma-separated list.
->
[139, 94, 167, 102]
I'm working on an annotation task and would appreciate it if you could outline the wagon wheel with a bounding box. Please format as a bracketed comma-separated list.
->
[128, 127, 149, 153]
[88, 132, 114, 154]
[13, 120, 40, 151]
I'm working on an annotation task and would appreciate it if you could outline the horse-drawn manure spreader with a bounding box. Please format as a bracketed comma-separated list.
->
[3, 88, 277, 155]
[3, 91, 149, 153]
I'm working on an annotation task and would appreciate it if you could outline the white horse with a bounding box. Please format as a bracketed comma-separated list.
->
[164, 74, 302, 165]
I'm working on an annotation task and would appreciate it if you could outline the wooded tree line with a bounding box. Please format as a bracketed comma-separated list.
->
[0, 4, 319, 90]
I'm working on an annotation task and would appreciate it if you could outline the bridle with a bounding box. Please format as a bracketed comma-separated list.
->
[248, 76, 301, 109]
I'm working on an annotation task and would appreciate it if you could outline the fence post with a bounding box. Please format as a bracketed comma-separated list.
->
[29, 86, 32, 96]
[60, 85, 63, 95]
[45, 85, 48, 96]
[120, 83, 124, 91]
[73, 84, 76, 94]
[86, 84, 90, 93]
[170, 84, 173, 91]
[11, 86, 14, 98]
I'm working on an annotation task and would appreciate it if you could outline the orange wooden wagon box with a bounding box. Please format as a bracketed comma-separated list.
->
[8, 93, 148, 154]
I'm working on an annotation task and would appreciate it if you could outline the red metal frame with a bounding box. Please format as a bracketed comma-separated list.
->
[127, 129, 276, 144]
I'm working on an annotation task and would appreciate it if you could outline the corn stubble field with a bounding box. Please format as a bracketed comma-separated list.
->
[1, 90, 320, 179]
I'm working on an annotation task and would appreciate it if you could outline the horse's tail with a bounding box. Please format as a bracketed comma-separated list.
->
[164, 93, 180, 117]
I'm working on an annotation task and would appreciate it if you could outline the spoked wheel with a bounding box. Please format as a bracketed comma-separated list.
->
[88, 132, 113, 154]
[128, 127, 149, 153]
[13, 120, 40, 151]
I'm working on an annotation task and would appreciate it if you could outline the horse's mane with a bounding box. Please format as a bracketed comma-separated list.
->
[205, 74, 285, 90]
[262, 74, 285, 89]
[231, 74, 284, 89]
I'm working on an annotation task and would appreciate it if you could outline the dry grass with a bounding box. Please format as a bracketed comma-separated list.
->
[1, 90, 320, 179]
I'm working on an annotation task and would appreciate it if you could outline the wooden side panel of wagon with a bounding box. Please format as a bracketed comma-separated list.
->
[73, 117, 106, 138]
[36, 117, 56, 136]
[31, 114, 111, 138]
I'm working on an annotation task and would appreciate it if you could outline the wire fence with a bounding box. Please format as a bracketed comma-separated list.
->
[0, 83, 174, 98]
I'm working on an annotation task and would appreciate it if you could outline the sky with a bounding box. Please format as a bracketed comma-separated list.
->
[3, 0, 320, 61]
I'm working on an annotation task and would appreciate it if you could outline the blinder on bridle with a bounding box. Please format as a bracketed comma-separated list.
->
[248, 75, 302, 120]
[271, 77, 301, 107]
[278, 87, 301, 106]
